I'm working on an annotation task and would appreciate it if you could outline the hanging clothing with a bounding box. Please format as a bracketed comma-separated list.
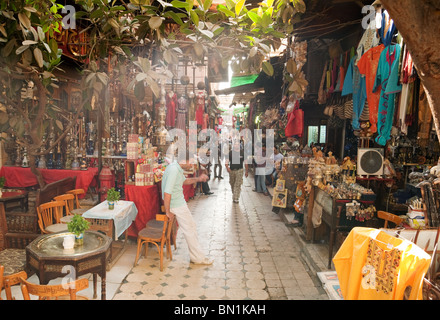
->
[195, 92, 205, 126]
[379, 10, 396, 47]
[357, 44, 386, 133]
[355, 20, 380, 65]
[418, 85, 432, 142]
[318, 61, 329, 105]
[338, 52, 349, 92]
[165, 91, 177, 127]
[333, 227, 431, 300]
[398, 83, 410, 134]
[373, 44, 401, 146]
[176, 95, 188, 131]
[342, 55, 367, 130]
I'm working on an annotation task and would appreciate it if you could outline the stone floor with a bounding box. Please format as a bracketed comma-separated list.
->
[2, 171, 331, 300]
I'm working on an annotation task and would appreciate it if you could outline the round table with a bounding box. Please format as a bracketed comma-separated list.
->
[26, 230, 112, 300]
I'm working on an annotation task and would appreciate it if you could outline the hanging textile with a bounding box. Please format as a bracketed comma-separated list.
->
[418, 85, 432, 144]
[176, 95, 188, 131]
[355, 20, 380, 65]
[342, 55, 367, 130]
[195, 91, 205, 126]
[333, 227, 431, 300]
[373, 44, 401, 146]
[379, 10, 397, 47]
[318, 61, 329, 105]
[285, 100, 303, 138]
[357, 44, 385, 133]
[165, 91, 177, 127]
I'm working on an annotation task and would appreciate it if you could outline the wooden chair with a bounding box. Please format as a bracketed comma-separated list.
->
[377, 210, 405, 229]
[20, 277, 89, 300]
[0, 265, 27, 300]
[66, 189, 88, 215]
[53, 194, 75, 224]
[36, 201, 68, 234]
[153, 206, 177, 250]
[134, 214, 174, 271]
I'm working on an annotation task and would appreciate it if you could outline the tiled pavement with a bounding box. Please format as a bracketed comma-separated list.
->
[2, 172, 331, 300]
[113, 173, 329, 300]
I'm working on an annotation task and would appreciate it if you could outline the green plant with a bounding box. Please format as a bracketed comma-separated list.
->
[0, 177, 5, 189]
[67, 214, 90, 237]
[106, 187, 120, 202]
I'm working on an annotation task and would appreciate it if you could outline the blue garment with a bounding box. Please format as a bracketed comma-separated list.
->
[373, 44, 401, 146]
[379, 11, 396, 47]
[342, 55, 367, 130]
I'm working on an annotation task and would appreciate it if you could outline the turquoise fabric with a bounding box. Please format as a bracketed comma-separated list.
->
[373, 44, 401, 146]
[342, 55, 367, 130]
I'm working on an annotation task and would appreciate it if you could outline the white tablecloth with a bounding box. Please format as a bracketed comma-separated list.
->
[82, 200, 138, 240]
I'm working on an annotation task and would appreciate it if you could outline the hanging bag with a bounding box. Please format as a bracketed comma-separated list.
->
[285, 101, 304, 138]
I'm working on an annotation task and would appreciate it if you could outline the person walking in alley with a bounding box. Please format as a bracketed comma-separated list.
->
[162, 150, 213, 265]
[254, 143, 270, 196]
[225, 139, 249, 203]
[214, 139, 225, 179]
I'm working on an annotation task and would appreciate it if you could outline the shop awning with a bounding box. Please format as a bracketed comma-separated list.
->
[230, 74, 259, 88]
[214, 82, 264, 95]
[233, 105, 249, 114]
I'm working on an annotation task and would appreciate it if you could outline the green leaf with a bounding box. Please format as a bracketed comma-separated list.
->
[247, 11, 260, 24]
[171, 0, 190, 10]
[217, 5, 235, 17]
[203, 0, 213, 12]
[262, 61, 274, 76]
[164, 11, 184, 25]
[212, 26, 224, 36]
[190, 10, 199, 27]
[235, 0, 245, 16]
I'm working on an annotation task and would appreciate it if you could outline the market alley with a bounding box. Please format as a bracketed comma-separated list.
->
[111, 172, 329, 300]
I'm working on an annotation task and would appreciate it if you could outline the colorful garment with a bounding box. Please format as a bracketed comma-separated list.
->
[176, 95, 188, 131]
[165, 91, 177, 127]
[333, 227, 431, 300]
[355, 20, 380, 65]
[379, 11, 396, 47]
[373, 44, 401, 146]
[195, 92, 205, 126]
[342, 55, 367, 130]
[357, 44, 385, 133]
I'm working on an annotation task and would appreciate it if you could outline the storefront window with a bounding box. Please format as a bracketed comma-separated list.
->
[307, 125, 327, 146]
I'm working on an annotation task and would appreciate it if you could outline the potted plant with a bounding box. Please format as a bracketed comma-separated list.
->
[106, 187, 120, 210]
[67, 214, 90, 245]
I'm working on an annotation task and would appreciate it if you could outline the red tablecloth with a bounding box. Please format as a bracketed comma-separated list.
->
[0, 166, 98, 198]
[124, 184, 161, 238]
[183, 184, 195, 201]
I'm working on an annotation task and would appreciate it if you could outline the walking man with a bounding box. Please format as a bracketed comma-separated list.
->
[162, 151, 213, 265]
[225, 139, 249, 203]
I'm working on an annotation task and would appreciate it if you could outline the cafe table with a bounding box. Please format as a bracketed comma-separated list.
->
[26, 230, 112, 300]
[0, 189, 28, 212]
[82, 200, 138, 269]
